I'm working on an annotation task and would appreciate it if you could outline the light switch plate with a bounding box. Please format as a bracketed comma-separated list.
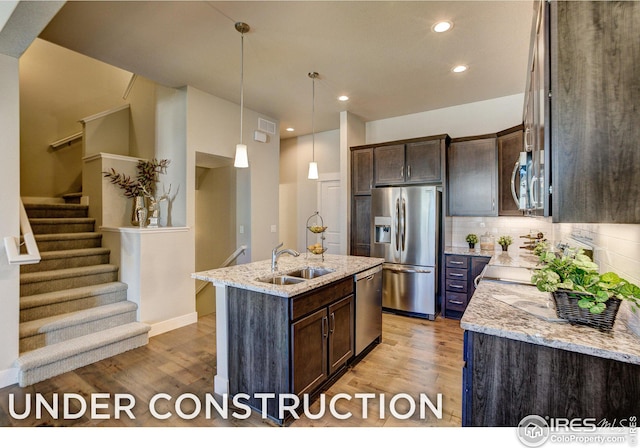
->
[270, 224, 277, 233]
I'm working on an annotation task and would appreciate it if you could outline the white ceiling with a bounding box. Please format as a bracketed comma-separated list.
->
[38, 1, 534, 138]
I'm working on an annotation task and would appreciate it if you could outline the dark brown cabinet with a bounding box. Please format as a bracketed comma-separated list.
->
[373, 138, 445, 186]
[228, 277, 355, 423]
[497, 125, 525, 216]
[463, 331, 640, 426]
[350, 135, 449, 256]
[443, 254, 489, 319]
[292, 294, 354, 396]
[549, 1, 640, 222]
[373, 144, 405, 185]
[352, 147, 373, 196]
[447, 135, 498, 216]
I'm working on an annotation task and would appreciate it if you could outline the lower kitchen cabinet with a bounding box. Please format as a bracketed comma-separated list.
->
[292, 294, 354, 395]
[444, 254, 490, 319]
[463, 331, 640, 426]
[227, 277, 355, 424]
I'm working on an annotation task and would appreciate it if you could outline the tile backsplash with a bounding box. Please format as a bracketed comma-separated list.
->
[449, 216, 553, 254]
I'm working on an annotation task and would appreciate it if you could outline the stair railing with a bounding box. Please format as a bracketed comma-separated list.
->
[4, 199, 41, 265]
[196, 245, 247, 295]
[50, 131, 83, 150]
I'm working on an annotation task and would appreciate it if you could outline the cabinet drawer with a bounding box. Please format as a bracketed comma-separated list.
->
[445, 279, 468, 293]
[446, 268, 468, 281]
[291, 277, 354, 321]
[445, 255, 469, 269]
[446, 292, 469, 312]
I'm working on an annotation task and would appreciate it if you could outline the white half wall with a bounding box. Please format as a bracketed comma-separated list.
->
[365, 93, 525, 143]
[0, 53, 20, 386]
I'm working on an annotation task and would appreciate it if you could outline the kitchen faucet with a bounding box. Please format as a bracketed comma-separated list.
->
[271, 242, 300, 272]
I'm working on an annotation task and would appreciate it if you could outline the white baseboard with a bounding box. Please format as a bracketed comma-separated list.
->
[0, 367, 18, 389]
[148, 312, 198, 337]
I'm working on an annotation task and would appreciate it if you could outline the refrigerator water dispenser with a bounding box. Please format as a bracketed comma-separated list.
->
[374, 216, 392, 244]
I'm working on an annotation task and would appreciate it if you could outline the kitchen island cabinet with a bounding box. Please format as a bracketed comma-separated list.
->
[461, 265, 640, 426]
[193, 254, 383, 425]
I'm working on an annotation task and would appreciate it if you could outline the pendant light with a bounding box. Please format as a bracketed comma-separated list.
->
[234, 22, 250, 168]
[308, 72, 319, 179]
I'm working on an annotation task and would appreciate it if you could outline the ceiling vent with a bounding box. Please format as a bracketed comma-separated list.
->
[258, 118, 276, 135]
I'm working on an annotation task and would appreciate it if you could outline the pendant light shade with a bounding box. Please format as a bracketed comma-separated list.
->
[308, 72, 319, 180]
[234, 22, 250, 168]
[234, 143, 248, 168]
[308, 161, 319, 180]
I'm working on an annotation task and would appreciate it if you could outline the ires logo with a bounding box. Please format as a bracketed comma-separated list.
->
[517, 415, 599, 447]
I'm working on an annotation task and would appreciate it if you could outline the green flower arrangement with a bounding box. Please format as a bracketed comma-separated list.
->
[466, 233, 478, 244]
[532, 248, 640, 314]
[497, 235, 513, 247]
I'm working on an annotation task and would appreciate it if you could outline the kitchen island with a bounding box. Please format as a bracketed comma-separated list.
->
[192, 253, 384, 424]
[460, 252, 640, 426]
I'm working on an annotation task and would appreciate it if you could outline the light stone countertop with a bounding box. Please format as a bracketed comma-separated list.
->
[192, 253, 384, 298]
[461, 253, 640, 365]
[445, 245, 540, 268]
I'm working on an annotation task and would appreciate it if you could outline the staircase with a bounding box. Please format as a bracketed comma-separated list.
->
[15, 202, 150, 387]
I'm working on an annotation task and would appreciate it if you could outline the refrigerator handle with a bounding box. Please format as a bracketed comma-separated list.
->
[395, 198, 400, 252]
[401, 197, 406, 251]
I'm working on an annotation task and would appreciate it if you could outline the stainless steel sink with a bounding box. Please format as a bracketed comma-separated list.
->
[287, 267, 334, 279]
[257, 275, 305, 285]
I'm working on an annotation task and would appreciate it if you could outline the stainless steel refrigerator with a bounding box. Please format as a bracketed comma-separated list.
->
[371, 186, 440, 319]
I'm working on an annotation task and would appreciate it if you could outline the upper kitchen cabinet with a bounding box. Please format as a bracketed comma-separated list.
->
[528, 0, 640, 222]
[497, 125, 525, 216]
[372, 135, 449, 186]
[447, 135, 498, 217]
[352, 147, 373, 196]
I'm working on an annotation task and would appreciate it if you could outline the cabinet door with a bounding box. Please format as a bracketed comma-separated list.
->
[498, 128, 524, 216]
[374, 144, 405, 186]
[352, 148, 373, 195]
[292, 308, 328, 396]
[447, 137, 498, 216]
[405, 140, 442, 184]
[328, 295, 354, 374]
[350, 195, 371, 256]
[551, 1, 640, 223]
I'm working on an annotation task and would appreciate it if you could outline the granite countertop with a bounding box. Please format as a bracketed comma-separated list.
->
[192, 253, 384, 298]
[461, 254, 640, 365]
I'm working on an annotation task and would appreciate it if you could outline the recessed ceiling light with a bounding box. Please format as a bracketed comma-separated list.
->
[338, 95, 349, 101]
[452, 65, 468, 73]
[286, 127, 294, 132]
[433, 21, 453, 33]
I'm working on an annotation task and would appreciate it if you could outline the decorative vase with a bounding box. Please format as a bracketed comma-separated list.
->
[131, 196, 147, 227]
[501, 244, 509, 252]
[468, 243, 475, 249]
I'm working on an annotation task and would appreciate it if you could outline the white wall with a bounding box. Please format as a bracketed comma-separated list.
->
[365, 93, 524, 143]
[0, 53, 20, 386]
[279, 129, 340, 253]
[186, 86, 280, 262]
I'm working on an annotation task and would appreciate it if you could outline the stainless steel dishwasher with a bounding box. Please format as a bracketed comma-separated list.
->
[354, 265, 383, 356]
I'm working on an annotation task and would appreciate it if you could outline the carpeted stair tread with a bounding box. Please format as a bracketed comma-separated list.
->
[24, 203, 88, 218]
[16, 323, 150, 369]
[34, 232, 101, 242]
[37, 247, 110, 260]
[21, 247, 111, 273]
[20, 301, 138, 339]
[20, 281, 127, 310]
[33, 232, 103, 251]
[30, 218, 95, 235]
[20, 264, 118, 284]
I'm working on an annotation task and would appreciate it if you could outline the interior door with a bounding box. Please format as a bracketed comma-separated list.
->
[317, 176, 342, 254]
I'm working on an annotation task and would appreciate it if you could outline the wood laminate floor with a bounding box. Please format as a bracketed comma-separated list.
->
[0, 312, 464, 427]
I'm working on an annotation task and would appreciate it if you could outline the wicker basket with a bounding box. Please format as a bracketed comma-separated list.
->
[551, 289, 621, 331]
